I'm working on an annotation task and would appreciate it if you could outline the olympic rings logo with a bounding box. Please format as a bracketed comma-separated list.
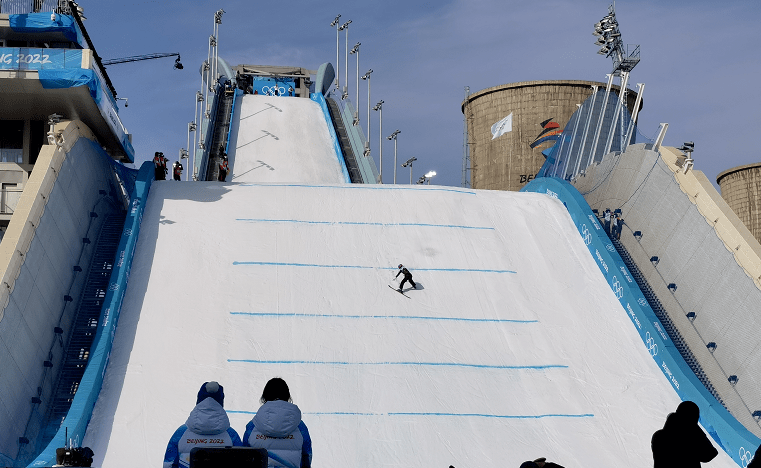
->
[581, 224, 592, 245]
[612, 276, 623, 299]
[109, 283, 120, 291]
[606, 243, 615, 252]
[645, 331, 658, 357]
[638, 297, 648, 307]
[739, 447, 755, 467]
[261, 85, 285, 96]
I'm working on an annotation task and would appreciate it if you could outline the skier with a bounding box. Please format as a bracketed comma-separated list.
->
[395, 264, 416, 292]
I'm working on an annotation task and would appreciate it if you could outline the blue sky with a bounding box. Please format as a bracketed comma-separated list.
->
[83, 0, 761, 189]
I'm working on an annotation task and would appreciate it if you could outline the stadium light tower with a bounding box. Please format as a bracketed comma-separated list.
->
[350, 42, 360, 125]
[387, 130, 400, 184]
[373, 100, 384, 183]
[330, 15, 341, 91]
[589, 3, 641, 163]
[402, 157, 417, 184]
[361, 69, 373, 155]
[339, 20, 351, 99]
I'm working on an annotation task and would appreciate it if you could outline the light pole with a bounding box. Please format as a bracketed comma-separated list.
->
[330, 15, 341, 91]
[402, 157, 417, 184]
[373, 100, 384, 183]
[387, 130, 400, 184]
[339, 20, 351, 99]
[419, 171, 436, 185]
[361, 69, 373, 154]
[349, 42, 360, 124]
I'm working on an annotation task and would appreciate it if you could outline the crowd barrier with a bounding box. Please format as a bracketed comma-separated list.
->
[522, 177, 760, 467]
[30, 161, 154, 467]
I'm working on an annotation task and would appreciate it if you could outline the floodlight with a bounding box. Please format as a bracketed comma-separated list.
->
[330, 14, 341, 27]
[425, 171, 436, 178]
[595, 38, 606, 46]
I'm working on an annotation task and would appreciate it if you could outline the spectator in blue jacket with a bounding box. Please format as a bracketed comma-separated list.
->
[243, 377, 312, 468]
[163, 381, 242, 468]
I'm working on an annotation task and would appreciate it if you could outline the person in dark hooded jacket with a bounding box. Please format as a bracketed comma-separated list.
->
[243, 377, 312, 468]
[652, 401, 718, 468]
[163, 381, 242, 468]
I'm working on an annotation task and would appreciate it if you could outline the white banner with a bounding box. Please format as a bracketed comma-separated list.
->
[491, 113, 513, 140]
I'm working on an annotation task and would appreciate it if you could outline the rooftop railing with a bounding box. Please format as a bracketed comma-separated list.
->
[0, 0, 72, 15]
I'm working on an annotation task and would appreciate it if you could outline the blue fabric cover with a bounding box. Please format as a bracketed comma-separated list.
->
[521, 177, 761, 467]
[38, 68, 100, 103]
[9, 13, 84, 46]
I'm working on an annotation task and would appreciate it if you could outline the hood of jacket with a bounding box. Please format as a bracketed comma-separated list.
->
[186, 397, 231, 435]
[252, 400, 302, 437]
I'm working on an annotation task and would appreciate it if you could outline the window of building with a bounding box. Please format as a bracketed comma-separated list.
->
[0, 120, 24, 164]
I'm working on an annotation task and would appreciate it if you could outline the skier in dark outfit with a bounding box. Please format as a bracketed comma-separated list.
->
[395, 264, 416, 292]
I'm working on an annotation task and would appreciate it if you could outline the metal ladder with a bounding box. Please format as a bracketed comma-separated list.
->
[326, 97, 362, 183]
[205, 93, 234, 181]
[40, 212, 126, 443]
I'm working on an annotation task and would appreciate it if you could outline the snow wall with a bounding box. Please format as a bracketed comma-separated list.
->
[522, 177, 761, 467]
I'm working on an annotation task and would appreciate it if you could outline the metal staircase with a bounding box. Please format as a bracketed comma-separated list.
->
[326, 97, 362, 183]
[609, 234, 726, 408]
[41, 212, 126, 443]
[205, 92, 235, 181]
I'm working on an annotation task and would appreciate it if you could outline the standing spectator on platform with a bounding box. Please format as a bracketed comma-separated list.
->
[243, 377, 313, 468]
[154, 152, 168, 180]
[173, 161, 183, 181]
[163, 381, 242, 468]
[614, 214, 624, 240]
[218, 154, 229, 182]
[288, 86, 294, 96]
[519, 457, 565, 468]
[603, 208, 612, 235]
[610, 213, 617, 239]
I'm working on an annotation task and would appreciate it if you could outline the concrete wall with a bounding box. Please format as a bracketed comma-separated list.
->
[462, 80, 638, 192]
[572, 143, 761, 438]
[0, 120, 124, 463]
[717, 162, 761, 245]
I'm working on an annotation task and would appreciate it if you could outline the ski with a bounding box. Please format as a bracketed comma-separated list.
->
[388, 285, 411, 298]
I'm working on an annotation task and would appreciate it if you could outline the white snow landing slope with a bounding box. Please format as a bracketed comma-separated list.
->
[225, 95, 346, 184]
[83, 181, 737, 468]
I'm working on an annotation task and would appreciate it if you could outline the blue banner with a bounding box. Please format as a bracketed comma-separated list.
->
[249, 76, 296, 96]
[0, 47, 82, 70]
[521, 177, 760, 467]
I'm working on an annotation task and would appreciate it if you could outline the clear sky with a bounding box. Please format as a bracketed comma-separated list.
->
[82, 0, 761, 188]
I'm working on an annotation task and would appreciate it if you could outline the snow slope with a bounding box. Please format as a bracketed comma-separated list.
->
[226, 95, 346, 184]
[83, 180, 737, 467]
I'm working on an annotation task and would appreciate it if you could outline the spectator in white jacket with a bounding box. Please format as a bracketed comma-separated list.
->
[163, 381, 242, 468]
[243, 378, 312, 468]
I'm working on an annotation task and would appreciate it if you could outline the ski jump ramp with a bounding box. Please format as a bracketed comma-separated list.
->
[82, 97, 737, 467]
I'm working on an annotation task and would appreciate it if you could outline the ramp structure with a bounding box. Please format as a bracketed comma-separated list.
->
[82, 179, 738, 467]
[226, 95, 347, 184]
